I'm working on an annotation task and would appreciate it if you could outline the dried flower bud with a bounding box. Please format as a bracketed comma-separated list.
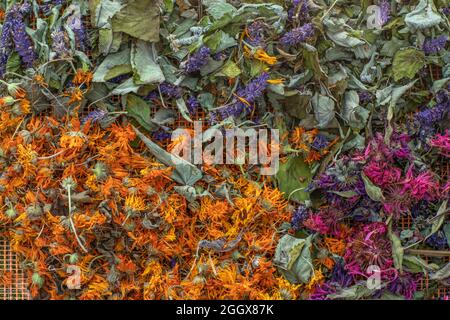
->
[92, 161, 108, 180]
[5, 207, 17, 219]
[69, 253, 79, 264]
[0, 96, 16, 106]
[32, 273, 44, 288]
[192, 275, 206, 285]
[26, 203, 43, 220]
[6, 82, 22, 96]
[61, 176, 77, 191]
[19, 130, 32, 144]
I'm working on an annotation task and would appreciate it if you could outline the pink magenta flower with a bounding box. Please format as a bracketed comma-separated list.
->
[303, 213, 329, 234]
[364, 161, 402, 187]
[402, 167, 439, 201]
[429, 130, 450, 157]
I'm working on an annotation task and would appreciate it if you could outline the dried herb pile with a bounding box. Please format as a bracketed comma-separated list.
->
[0, 0, 449, 300]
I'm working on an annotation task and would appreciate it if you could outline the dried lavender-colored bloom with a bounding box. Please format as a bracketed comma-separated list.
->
[224, 72, 270, 117]
[415, 102, 449, 127]
[442, 7, 450, 15]
[246, 21, 265, 47]
[0, 3, 36, 75]
[422, 35, 448, 55]
[280, 23, 314, 46]
[378, 0, 390, 25]
[12, 18, 36, 68]
[237, 72, 269, 103]
[331, 262, 353, 288]
[185, 46, 211, 73]
[291, 205, 309, 231]
[82, 109, 108, 124]
[410, 201, 433, 218]
[358, 91, 373, 104]
[159, 82, 183, 99]
[67, 12, 88, 51]
[288, 0, 309, 21]
[387, 273, 418, 300]
[51, 30, 71, 58]
[0, 18, 14, 76]
[311, 134, 328, 150]
[425, 231, 448, 250]
[152, 129, 172, 141]
[186, 96, 200, 114]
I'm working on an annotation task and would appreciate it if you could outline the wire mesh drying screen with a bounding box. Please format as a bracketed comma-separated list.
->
[0, 238, 30, 300]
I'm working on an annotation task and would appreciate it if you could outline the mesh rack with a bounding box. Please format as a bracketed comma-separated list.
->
[0, 238, 30, 300]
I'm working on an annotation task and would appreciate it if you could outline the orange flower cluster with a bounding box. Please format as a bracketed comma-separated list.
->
[290, 127, 338, 164]
[0, 109, 299, 299]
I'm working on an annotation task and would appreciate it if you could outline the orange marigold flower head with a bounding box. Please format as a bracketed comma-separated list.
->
[73, 69, 93, 87]
[60, 131, 88, 149]
[125, 193, 147, 212]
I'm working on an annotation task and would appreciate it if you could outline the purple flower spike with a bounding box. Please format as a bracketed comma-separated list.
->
[291, 205, 309, 231]
[185, 46, 211, 73]
[378, 0, 390, 26]
[423, 36, 448, 55]
[82, 109, 108, 125]
[0, 3, 36, 76]
[280, 23, 315, 46]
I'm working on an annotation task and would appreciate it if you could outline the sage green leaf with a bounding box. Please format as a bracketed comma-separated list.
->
[331, 190, 359, 198]
[199, 58, 224, 76]
[327, 282, 378, 300]
[111, 78, 140, 95]
[176, 98, 193, 123]
[392, 48, 425, 81]
[361, 172, 384, 202]
[273, 234, 314, 284]
[216, 60, 241, 78]
[93, 48, 131, 82]
[98, 28, 113, 55]
[295, 235, 314, 283]
[388, 219, 404, 273]
[105, 64, 132, 80]
[432, 78, 450, 94]
[202, 0, 237, 20]
[312, 92, 335, 129]
[403, 255, 429, 274]
[131, 40, 165, 85]
[390, 80, 418, 108]
[276, 156, 312, 203]
[133, 126, 202, 185]
[404, 0, 443, 30]
[197, 93, 215, 110]
[444, 222, 450, 248]
[204, 30, 236, 53]
[93, 0, 124, 28]
[151, 108, 177, 126]
[380, 37, 409, 57]
[342, 90, 369, 129]
[303, 48, 326, 81]
[429, 263, 450, 281]
[6, 52, 20, 74]
[425, 200, 448, 240]
[324, 18, 365, 48]
[111, 0, 160, 42]
[125, 94, 156, 131]
[174, 185, 211, 203]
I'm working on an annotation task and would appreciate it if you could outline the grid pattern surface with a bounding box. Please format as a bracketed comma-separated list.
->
[0, 238, 30, 300]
